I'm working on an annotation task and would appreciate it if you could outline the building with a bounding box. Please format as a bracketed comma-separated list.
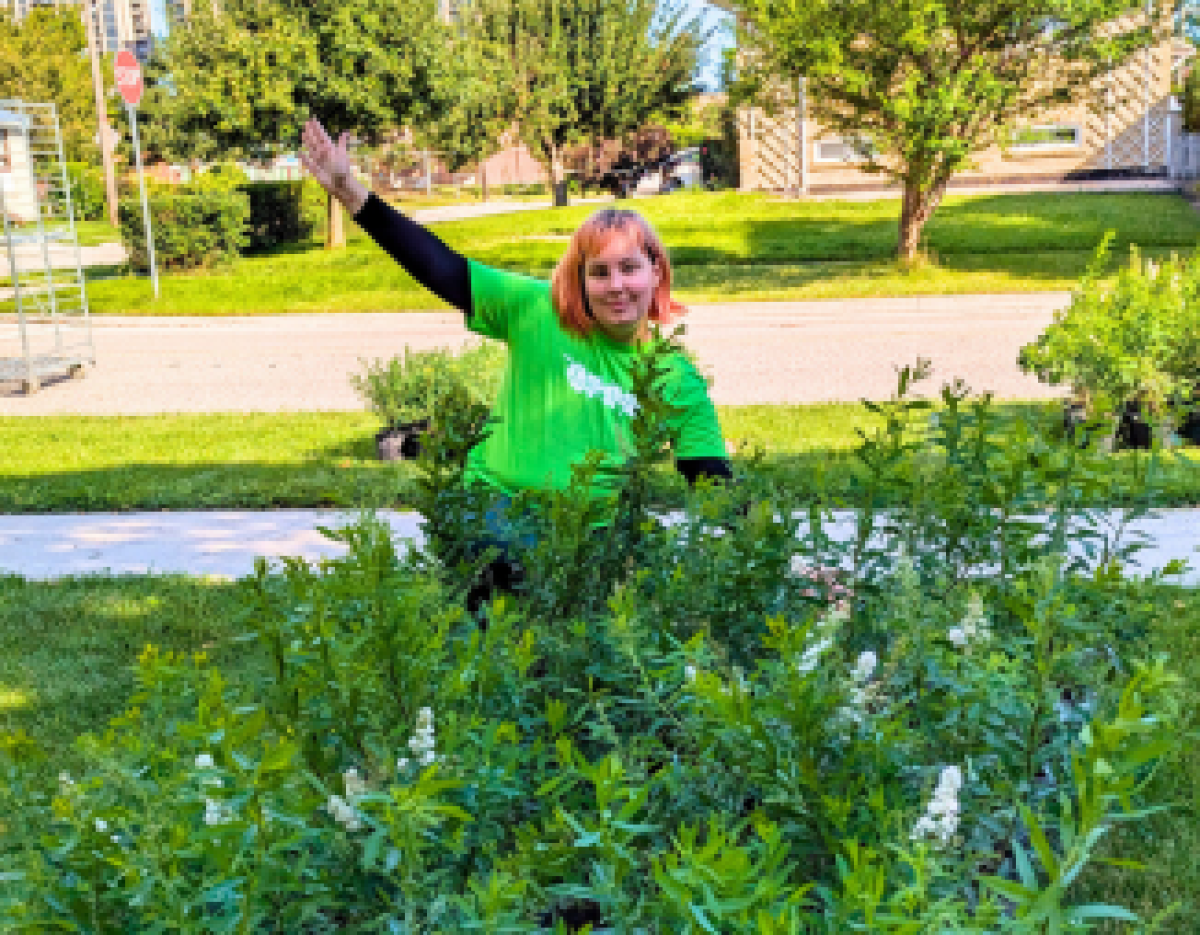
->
[714, 2, 1191, 192]
[0, 0, 187, 59]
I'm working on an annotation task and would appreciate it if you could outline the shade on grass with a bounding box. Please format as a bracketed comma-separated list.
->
[3, 405, 1199, 513]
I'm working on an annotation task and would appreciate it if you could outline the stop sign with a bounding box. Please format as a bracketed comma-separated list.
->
[114, 50, 143, 106]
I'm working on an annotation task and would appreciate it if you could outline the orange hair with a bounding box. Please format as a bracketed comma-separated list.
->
[550, 208, 686, 338]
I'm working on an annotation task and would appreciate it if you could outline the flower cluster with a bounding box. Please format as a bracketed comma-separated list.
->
[196, 753, 234, 827]
[397, 707, 438, 772]
[948, 593, 991, 649]
[796, 604, 850, 676]
[327, 767, 369, 833]
[912, 765, 963, 846]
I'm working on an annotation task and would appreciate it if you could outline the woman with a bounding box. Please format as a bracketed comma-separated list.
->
[299, 120, 732, 596]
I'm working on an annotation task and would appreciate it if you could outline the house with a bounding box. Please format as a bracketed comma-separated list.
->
[712, 2, 1189, 192]
[0, 108, 38, 224]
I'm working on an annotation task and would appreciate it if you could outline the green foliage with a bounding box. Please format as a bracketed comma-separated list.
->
[439, 0, 706, 198]
[239, 179, 318, 253]
[729, 0, 1164, 259]
[1183, 58, 1200, 134]
[350, 342, 506, 430]
[119, 184, 249, 273]
[1019, 235, 1200, 432]
[63, 163, 106, 222]
[0, 357, 1186, 928]
[0, 8, 97, 164]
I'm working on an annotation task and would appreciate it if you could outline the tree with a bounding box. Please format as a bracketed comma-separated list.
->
[139, 0, 443, 247]
[0, 8, 98, 164]
[731, 1, 1165, 261]
[450, 0, 707, 206]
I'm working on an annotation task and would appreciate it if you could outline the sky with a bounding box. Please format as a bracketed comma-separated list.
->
[146, 0, 736, 90]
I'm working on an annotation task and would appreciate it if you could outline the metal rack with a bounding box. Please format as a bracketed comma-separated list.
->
[0, 100, 94, 394]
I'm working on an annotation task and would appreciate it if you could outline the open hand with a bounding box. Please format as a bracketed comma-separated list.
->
[299, 118, 367, 214]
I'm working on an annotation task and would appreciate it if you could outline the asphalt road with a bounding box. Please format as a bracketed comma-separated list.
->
[0, 291, 1072, 414]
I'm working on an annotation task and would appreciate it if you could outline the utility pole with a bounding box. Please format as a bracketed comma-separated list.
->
[83, 0, 120, 228]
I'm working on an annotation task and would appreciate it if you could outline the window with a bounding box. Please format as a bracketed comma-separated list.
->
[1009, 125, 1081, 150]
[814, 136, 874, 164]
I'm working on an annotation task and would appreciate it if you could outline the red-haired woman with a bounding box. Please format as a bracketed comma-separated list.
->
[300, 120, 732, 601]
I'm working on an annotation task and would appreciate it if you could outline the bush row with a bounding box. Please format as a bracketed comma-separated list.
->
[116, 165, 325, 272]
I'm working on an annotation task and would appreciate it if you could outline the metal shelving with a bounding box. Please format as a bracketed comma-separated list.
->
[1, 100, 95, 394]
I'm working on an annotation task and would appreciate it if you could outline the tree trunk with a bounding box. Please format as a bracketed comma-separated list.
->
[481, 161, 488, 202]
[326, 189, 345, 250]
[897, 176, 949, 262]
[550, 144, 566, 207]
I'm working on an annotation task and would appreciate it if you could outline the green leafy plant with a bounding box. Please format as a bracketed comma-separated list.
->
[0, 357, 1184, 930]
[1019, 233, 1200, 443]
[350, 342, 506, 430]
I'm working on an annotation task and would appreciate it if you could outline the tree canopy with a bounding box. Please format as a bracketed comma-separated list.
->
[440, 0, 708, 203]
[731, 0, 1165, 259]
[0, 8, 99, 164]
[138, 0, 444, 245]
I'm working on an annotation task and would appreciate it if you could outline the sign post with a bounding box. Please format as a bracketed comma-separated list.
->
[115, 50, 158, 299]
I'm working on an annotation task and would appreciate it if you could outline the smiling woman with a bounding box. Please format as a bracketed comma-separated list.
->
[299, 117, 734, 607]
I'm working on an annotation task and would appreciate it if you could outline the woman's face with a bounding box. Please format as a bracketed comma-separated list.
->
[582, 233, 661, 344]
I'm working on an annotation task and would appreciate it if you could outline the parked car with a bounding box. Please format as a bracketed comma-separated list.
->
[659, 148, 703, 192]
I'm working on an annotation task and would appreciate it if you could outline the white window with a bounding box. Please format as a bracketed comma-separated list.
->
[1009, 125, 1082, 150]
[814, 136, 874, 164]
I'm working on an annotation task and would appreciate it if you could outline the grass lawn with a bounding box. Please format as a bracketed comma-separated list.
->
[3, 404, 1199, 513]
[79, 190, 1200, 314]
[1, 569, 1197, 928]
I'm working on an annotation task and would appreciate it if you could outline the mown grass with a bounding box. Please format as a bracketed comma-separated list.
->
[80, 190, 1200, 314]
[3, 404, 1199, 513]
[1, 570, 1198, 927]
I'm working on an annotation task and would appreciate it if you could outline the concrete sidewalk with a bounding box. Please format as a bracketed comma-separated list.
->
[2, 508, 1196, 584]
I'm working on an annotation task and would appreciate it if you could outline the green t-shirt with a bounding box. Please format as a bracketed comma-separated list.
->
[463, 261, 726, 501]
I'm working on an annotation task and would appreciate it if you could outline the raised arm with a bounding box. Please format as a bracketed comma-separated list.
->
[298, 119, 472, 314]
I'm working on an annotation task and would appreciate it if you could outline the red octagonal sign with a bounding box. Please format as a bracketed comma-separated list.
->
[115, 50, 143, 106]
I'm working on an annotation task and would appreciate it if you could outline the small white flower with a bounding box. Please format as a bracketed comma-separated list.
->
[939, 765, 963, 792]
[58, 771, 75, 794]
[204, 797, 234, 827]
[852, 651, 877, 683]
[94, 818, 108, 833]
[912, 764, 964, 846]
[327, 793, 362, 832]
[796, 637, 833, 675]
[397, 757, 411, 772]
[684, 664, 698, 683]
[195, 753, 215, 770]
[947, 627, 967, 647]
[343, 767, 367, 802]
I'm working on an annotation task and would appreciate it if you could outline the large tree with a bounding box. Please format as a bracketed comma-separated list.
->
[448, 0, 707, 205]
[0, 8, 98, 164]
[139, 0, 443, 247]
[731, 1, 1165, 260]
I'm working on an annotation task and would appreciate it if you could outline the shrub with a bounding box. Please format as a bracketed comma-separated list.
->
[119, 184, 249, 273]
[1018, 233, 1200, 439]
[350, 342, 506, 429]
[0, 343, 1183, 930]
[237, 180, 317, 253]
[62, 162, 106, 221]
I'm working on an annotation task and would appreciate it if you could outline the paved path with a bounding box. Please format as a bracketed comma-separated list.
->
[1, 508, 1195, 584]
[0, 292, 1072, 412]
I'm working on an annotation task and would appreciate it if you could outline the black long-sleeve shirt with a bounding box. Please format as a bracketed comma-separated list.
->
[352, 192, 732, 487]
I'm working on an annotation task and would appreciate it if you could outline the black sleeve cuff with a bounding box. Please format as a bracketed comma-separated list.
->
[675, 456, 734, 487]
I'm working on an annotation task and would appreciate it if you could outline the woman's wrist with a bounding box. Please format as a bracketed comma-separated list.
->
[330, 171, 369, 217]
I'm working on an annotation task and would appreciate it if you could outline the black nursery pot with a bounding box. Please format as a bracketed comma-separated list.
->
[375, 419, 430, 462]
[1115, 400, 1152, 451]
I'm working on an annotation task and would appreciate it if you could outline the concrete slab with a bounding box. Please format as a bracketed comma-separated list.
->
[0, 508, 1194, 585]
